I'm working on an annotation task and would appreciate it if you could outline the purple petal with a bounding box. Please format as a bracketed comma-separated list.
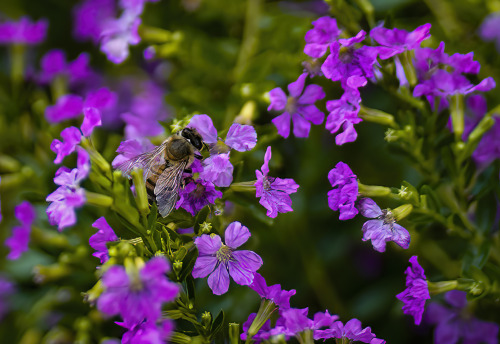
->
[51, 126, 82, 164]
[268, 88, 288, 111]
[208, 263, 230, 295]
[272, 112, 292, 138]
[188, 114, 218, 144]
[84, 87, 117, 110]
[391, 223, 411, 249]
[291, 113, 311, 138]
[232, 250, 263, 272]
[15, 201, 36, 226]
[81, 107, 102, 137]
[45, 95, 84, 123]
[194, 234, 222, 255]
[287, 73, 307, 98]
[225, 124, 257, 152]
[192, 256, 218, 278]
[228, 261, 254, 285]
[297, 104, 324, 125]
[224, 221, 251, 249]
[297, 84, 325, 104]
[261, 146, 272, 176]
[102, 265, 129, 288]
[338, 30, 366, 47]
[358, 198, 382, 218]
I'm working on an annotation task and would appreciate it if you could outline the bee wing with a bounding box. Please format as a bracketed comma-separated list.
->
[208, 142, 230, 155]
[115, 143, 167, 180]
[154, 160, 188, 218]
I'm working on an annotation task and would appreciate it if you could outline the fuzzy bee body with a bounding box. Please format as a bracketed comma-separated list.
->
[116, 127, 204, 217]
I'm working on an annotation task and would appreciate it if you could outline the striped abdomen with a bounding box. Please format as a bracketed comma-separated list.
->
[145, 163, 168, 201]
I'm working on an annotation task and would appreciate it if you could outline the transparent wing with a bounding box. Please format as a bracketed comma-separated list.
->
[155, 160, 188, 218]
[115, 143, 167, 180]
[208, 142, 230, 155]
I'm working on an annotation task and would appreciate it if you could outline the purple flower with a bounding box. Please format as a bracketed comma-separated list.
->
[304, 16, 340, 58]
[413, 70, 496, 100]
[112, 138, 155, 168]
[89, 217, 118, 264]
[370, 24, 431, 60]
[46, 95, 85, 123]
[255, 146, 299, 218]
[188, 115, 257, 186]
[241, 313, 274, 342]
[325, 81, 365, 145]
[199, 154, 234, 187]
[425, 290, 499, 344]
[316, 318, 383, 343]
[192, 222, 263, 295]
[249, 273, 296, 309]
[396, 256, 430, 325]
[46, 147, 90, 231]
[327, 161, 358, 220]
[357, 198, 410, 252]
[120, 319, 174, 344]
[278, 308, 339, 338]
[73, 0, 116, 43]
[5, 201, 36, 260]
[0, 16, 48, 45]
[121, 81, 168, 139]
[100, 12, 141, 64]
[479, 13, 500, 52]
[321, 31, 379, 88]
[50, 126, 82, 164]
[268, 73, 325, 138]
[176, 179, 222, 216]
[473, 117, 500, 166]
[38, 50, 93, 86]
[97, 257, 179, 329]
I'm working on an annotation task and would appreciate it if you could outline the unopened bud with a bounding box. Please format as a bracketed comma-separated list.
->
[200, 222, 212, 234]
[201, 311, 212, 328]
[173, 260, 183, 274]
[392, 204, 413, 221]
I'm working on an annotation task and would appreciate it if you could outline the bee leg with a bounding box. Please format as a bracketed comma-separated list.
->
[194, 154, 203, 160]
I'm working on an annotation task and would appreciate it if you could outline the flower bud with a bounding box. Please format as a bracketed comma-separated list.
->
[229, 323, 240, 344]
[392, 204, 413, 221]
[450, 94, 465, 140]
[200, 222, 212, 234]
[173, 260, 183, 275]
[131, 169, 150, 216]
[201, 311, 212, 329]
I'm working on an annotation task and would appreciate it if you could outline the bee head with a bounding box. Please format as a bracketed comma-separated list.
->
[181, 127, 204, 150]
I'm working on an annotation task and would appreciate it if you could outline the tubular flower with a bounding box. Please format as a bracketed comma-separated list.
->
[357, 198, 410, 252]
[255, 146, 299, 218]
[268, 73, 325, 138]
[192, 222, 263, 295]
[304, 16, 340, 58]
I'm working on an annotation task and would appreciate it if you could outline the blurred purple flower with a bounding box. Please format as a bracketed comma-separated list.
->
[38, 50, 93, 86]
[321, 31, 378, 89]
[370, 24, 431, 60]
[425, 290, 499, 344]
[112, 138, 155, 168]
[100, 12, 141, 64]
[46, 95, 85, 123]
[255, 146, 299, 218]
[473, 117, 500, 166]
[193, 222, 263, 295]
[89, 217, 118, 264]
[327, 161, 358, 220]
[268, 73, 325, 138]
[143, 46, 156, 60]
[396, 256, 430, 325]
[278, 308, 338, 338]
[5, 201, 36, 260]
[176, 179, 222, 216]
[479, 13, 500, 52]
[304, 16, 340, 58]
[121, 81, 168, 139]
[120, 319, 174, 344]
[0, 276, 14, 320]
[51, 126, 82, 164]
[325, 80, 365, 145]
[241, 313, 274, 342]
[357, 198, 410, 252]
[97, 257, 179, 329]
[0, 16, 48, 45]
[73, 0, 116, 43]
[249, 273, 296, 309]
[316, 318, 383, 343]
[46, 147, 90, 231]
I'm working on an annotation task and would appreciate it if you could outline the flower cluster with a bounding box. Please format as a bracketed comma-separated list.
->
[327, 161, 358, 220]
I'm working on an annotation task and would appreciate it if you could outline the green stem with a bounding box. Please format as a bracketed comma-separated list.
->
[234, 0, 262, 81]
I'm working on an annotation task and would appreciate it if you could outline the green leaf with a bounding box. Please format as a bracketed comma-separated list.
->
[209, 310, 225, 340]
[148, 202, 158, 231]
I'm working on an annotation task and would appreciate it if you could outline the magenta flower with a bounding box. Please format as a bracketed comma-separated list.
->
[5, 201, 36, 260]
[479, 13, 500, 52]
[100, 13, 141, 64]
[325, 80, 365, 145]
[97, 257, 179, 329]
[268, 73, 325, 138]
[357, 198, 410, 252]
[192, 222, 263, 295]
[249, 273, 296, 309]
[327, 162, 358, 220]
[112, 138, 155, 168]
[425, 291, 499, 344]
[50, 127, 82, 164]
[0, 276, 14, 321]
[46, 96, 85, 123]
[370, 24, 431, 60]
[38, 50, 93, 86]
[316, 318, 384, 343]
[176, 179, 222, 216]
[321, 31, 379, 88]
[120, 319, 174, 344]
[89, 217, 118, 264]
[188, 114, 257, 186]
[304, 16, 340, 58]
[278, 308, 339, 338]
[255, 146, 299, 218]
[46, 147, 90, 231]
[73, 0, 116, 43]
[473, 118, 500, 166]
[241, 313, 274, 341]
[396, 256, 430, 325]
[0, 16, 48, 45]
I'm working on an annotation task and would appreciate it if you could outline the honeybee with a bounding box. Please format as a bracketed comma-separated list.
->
[116, 128, 204, 217]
